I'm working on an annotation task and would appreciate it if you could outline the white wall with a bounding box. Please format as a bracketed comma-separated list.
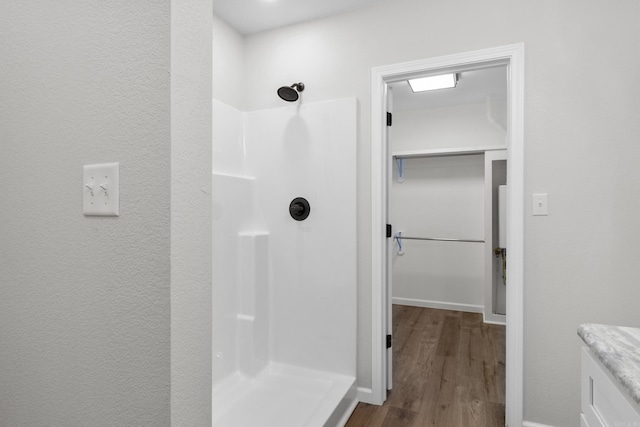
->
[0, 2, 212, 425]
[390, 103, 503, 312]
[392, 102, 506, 152]
[213, 13, 245, 110]
[171, 1, 212, 425]
[391, 155, 485, 311]
[239, 1, 640, 425]
[0, 2, 171, 425]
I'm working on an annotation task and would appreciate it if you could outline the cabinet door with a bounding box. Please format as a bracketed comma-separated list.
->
[581, 347, 640, 427]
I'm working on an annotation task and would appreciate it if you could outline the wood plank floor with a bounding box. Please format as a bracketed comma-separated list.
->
[345, 306, 505, 427]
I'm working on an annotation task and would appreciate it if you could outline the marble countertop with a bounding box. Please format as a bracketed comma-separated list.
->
[578, 323, 640, 406]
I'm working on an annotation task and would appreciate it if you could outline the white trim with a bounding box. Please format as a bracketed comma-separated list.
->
[335, 398, 359, 427]
[370, 43, 525, 426]
[483, 315, 506, 326]
[523, 422, 560, 427]
[505, 43, 525, 427]
[356, 386, 374, 404]
[393, 297, 484, 314]
[370, 69, 388, 405]
[484, 149, 508, 324]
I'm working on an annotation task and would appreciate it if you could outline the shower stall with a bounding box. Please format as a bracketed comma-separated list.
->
[212, 96, 358, 426]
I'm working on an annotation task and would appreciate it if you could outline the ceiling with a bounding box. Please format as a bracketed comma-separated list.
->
[390, 66, 507, 112]
[213, 0, 389, 35]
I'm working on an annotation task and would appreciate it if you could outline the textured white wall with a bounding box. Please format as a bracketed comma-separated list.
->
[171, 0, 212, 426]
[0, 1, 171, 425]
[240, 0, 640, 425]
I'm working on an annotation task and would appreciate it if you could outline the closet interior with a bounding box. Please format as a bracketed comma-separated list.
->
[389, 65, 509, 323]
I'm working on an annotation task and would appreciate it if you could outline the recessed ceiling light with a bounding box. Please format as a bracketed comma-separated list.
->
[408, 73, 458, 92]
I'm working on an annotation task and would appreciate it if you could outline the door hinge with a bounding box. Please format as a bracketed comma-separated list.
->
[386, 224, 392, 238]
[386, 112, 393, 126]
[386, 334, 392, 349]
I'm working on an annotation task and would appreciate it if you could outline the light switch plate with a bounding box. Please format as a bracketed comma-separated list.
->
[532, 193, 548, 216]
[83, 163, 119, 216]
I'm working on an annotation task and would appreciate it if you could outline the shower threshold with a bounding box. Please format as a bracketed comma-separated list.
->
[212, 363, 357, 427]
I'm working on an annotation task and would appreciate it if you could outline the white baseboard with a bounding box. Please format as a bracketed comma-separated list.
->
[523, 421, 559, 427]
[335, 398, 359, 427]
[483, 313, 506, 326]
[393, 297, 484, 314]
[356, 387, 374, 404]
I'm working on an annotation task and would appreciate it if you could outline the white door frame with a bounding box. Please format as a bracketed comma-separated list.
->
[369, 43, 524, 426]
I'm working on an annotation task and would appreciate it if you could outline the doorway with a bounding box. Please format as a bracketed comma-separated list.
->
[369, 44, 524, 426]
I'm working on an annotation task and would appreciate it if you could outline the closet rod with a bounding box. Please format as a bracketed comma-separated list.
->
[396, 236, 485, 244]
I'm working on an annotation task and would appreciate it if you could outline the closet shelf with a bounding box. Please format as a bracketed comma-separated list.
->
[392, 145, 506, 159]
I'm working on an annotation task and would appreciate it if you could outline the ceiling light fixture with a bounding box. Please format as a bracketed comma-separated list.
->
[408, 73, 458, 92]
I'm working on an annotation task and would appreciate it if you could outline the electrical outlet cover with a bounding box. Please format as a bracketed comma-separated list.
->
[83, 163, 119, 216]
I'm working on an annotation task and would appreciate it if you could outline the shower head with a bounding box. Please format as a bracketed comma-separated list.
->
[277, 82, 305, 102]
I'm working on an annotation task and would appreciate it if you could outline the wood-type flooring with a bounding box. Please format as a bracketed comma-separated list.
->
[345, 306, 505, 427]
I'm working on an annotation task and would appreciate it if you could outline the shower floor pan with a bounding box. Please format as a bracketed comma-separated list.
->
[212, 363, 357, 427]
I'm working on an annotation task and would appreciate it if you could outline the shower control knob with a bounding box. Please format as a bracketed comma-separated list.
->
[289, 197, 310, 221]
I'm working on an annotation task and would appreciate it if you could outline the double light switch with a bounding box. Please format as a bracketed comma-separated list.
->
[83, 163, 119, 216]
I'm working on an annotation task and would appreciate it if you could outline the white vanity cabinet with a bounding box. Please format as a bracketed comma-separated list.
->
[581, 347, 640, 427]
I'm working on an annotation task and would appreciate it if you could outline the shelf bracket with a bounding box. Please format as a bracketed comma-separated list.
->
[396, 158, 404, 183]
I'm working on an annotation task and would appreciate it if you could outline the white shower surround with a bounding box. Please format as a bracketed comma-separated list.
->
[212, 99, 358, 426]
